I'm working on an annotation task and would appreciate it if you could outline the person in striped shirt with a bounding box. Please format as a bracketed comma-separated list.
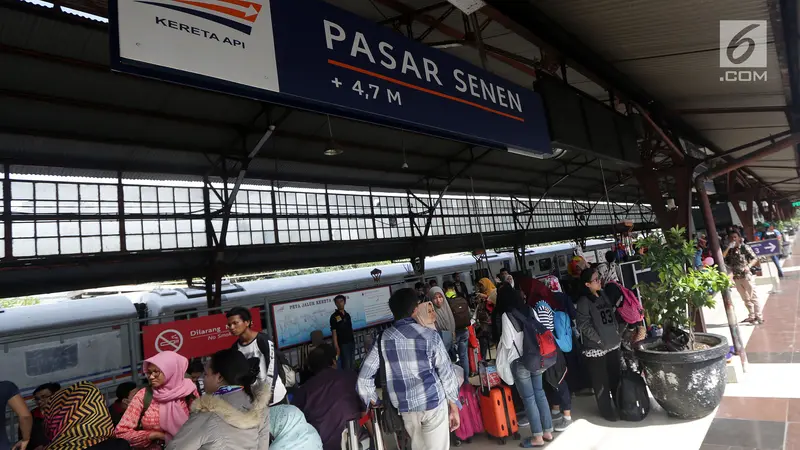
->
[357, 288, 461, 450]
[531, 300, 572, 431]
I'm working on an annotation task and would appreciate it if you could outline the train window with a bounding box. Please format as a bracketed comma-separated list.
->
[26, 344, 79, 377]
[175, 308, 199, 320]
[538, 258, 552, 272]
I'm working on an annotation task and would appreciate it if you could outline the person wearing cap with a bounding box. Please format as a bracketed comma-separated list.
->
[444, 281, 471, 381]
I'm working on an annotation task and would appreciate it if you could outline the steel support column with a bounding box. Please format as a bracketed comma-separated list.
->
[669, 162, 697, 234]
[2, 164, 10, 260]
[116, 171, 127, 253]
[694, 132, 800, 373]
[632, 166, 672, 229]
[730, 191, 757, 241]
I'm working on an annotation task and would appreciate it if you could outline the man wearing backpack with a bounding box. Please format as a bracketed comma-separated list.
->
[226, 307, 288, 405]
[445, 281, 472, 384]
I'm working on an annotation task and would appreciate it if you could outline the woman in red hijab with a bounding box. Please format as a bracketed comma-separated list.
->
[519, 277, 562, 311]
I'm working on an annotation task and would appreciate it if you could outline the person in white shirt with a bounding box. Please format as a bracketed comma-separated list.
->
[226, 307, 287, 405]
[494, 286, 553, 448]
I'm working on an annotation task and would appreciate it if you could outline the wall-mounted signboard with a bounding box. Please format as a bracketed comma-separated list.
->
[110, 0, 552, 156]
[270, 286, 393, 349]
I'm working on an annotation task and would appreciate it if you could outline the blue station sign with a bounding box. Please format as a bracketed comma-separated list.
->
[748, 239, 781, 257]
[110, 0, 552, 155]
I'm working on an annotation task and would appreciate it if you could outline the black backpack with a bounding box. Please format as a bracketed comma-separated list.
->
[449, 296, 472, 329]
[615, 359, 650, 421]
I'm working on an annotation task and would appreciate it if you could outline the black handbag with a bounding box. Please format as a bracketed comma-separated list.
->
[376, 331, 405, 434]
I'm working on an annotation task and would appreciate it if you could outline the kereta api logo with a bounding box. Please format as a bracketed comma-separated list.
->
[136, 0, 263, 34]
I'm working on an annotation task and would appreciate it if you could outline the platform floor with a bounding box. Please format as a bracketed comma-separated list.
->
[447, 239, 799, 450]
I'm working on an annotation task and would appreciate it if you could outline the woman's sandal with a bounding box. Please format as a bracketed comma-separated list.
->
[519, 438, 546, 448]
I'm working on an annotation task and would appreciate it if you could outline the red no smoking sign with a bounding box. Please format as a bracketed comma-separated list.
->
[142, 308, 262, 359]
[155, 329, 184, 353]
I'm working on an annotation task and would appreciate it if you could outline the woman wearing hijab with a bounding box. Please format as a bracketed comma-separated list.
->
[428, 287, 457, 354]
[116, 351, 199, 449]
[43, 382, 131, 450]
[269, 405, 323, 450]
[476, 278, 497, 305]
[166, 349, 270, 450]
[494, 286, 553, 448]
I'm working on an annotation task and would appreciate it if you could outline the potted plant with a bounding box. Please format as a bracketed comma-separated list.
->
[633, 227, 733, 419]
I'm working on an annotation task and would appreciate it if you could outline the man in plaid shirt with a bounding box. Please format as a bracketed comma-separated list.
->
[358, 288, 460, 450]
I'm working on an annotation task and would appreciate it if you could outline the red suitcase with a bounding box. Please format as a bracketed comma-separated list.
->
[468, 346, 482, 376]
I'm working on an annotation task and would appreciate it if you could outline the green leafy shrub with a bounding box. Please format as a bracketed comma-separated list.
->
[636, 227, 732, 351]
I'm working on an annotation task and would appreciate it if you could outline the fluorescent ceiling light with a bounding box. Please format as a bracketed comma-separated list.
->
[19, 0, 54, 7]
[508, 147, 567, 160]
[446, 0, 486, 15]
[429, 40, 464, 49]
[60, 6, 109, 23]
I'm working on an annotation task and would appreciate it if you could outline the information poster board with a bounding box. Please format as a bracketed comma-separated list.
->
[142, 307, 262, 359]
[271, 286, 392, 349]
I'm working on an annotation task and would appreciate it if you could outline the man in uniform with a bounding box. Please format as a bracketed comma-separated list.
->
[330, 294, 356, 370]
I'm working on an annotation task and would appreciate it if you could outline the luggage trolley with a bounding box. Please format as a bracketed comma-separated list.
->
[342, 406, 411, 450]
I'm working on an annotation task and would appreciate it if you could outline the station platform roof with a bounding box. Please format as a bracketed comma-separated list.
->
[2, 0, 797, 199]
[0, 0, 795, 296]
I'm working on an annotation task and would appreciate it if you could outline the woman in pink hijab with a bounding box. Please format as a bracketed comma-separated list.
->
[116, 351, 199, 449]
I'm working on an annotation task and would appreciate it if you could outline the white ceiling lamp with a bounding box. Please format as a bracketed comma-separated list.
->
[446, 0, 486, 15]
[401, 138, 409, 169]
[429, 40, 464, 49]
[324, 115, 343, 156]
[508, 146, 567, 160]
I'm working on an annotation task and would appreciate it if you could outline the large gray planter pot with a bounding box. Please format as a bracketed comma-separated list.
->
[633, 333, 728, 419]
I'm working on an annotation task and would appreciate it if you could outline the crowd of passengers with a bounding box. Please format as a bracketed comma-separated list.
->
[2, 250, 651, 450]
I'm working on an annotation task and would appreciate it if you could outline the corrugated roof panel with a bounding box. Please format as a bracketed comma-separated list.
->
[684, 112, 788, 130]
[613, 45, 784, 107]
[676, 93, 788, 110]
[702, 127, 791, 152]
[532, 0, 771, 61]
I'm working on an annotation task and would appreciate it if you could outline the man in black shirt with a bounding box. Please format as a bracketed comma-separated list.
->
[330, 294, 356, 370]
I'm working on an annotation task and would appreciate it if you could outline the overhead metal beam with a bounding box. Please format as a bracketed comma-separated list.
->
[703, 130, 793, 162]
[378, 1, 451, 25]
[747, 165, 800, 170]
[677, 106, 789, 115]
[417, 5, 456, 42]
[0, 88, 246, 133]
[371, 0, 537, 77]
[762, 175, 800, 188]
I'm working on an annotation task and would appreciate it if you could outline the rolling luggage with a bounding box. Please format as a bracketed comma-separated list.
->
[478, 362, 519, 445]
[478, 384, 520, 444]
[455, 383, 484, 442]
[616, 358, 650, 422]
